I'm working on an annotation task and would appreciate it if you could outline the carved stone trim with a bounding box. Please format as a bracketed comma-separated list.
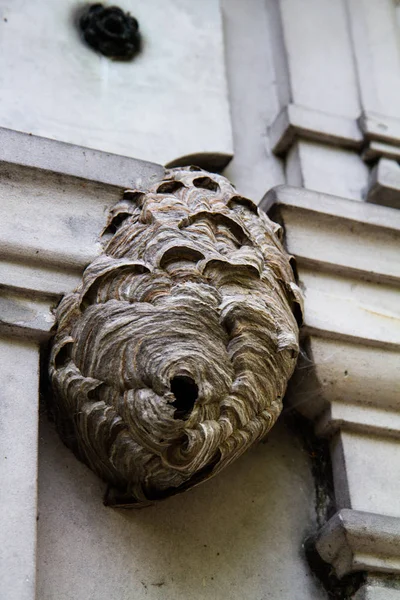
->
[269, 104, 363, 156]
[265, 184, 400, 584]
[316, 510, 400, 578]
[367, 158, 400, 209]
[359, 112, 400, 148]
[0, 126, 163, 190]
[263, 185, 400, 285]
[0, 131, 165, 600]
[354, 584, 400, 600]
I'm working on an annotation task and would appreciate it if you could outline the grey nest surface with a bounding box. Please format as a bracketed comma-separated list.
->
[49, 167, 303, 507]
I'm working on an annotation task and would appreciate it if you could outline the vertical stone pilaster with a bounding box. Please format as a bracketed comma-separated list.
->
[0, 337, 40, 600]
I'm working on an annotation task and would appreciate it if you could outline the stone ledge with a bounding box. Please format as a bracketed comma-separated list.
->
[288, 336, 400, 422]
[0, 290, 54, 341]
[299, 270, 400, 350]
[0, 127, 164, 190]
[354, 584, 400, 599]
[263, 185, 400, 230]
[0, 260, 82, 299]
[359, 112, 400, 148]
[263, 185, 400, 285]
[269, 104, 363, 156]
[269, 106, 400, 164]
[316, 402, 400, 440]
[0, 141, 164, 304]
[363, 141, 400, 164]
[316, 509, 400, 578]
[367, 159, 400, 209]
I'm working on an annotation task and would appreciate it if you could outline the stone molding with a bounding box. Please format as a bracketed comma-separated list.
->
[264, 185, 400, 285]
[268, 0, 400, 190]
[269, 104, 363, 156]
[367, 158, 400, 209]
[0, 131, 163, 600]
[355, 584, 400, 600]
[359, 112, 400, 150]
[0, 127, 163, 191]
[263, 185, 400, 586]
[346, 0, 400, 153]
[0, 131, 164, 337]
[316, 509, 400, 578]
[2, 129, 400, 595]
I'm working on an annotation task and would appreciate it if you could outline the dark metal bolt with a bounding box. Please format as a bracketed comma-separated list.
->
[79, 4, 141, 60]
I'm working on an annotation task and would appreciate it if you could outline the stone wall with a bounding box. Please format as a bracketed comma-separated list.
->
[1, 1, 400, 599]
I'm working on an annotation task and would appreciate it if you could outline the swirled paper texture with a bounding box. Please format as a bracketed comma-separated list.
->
[49, 167, 303, 506]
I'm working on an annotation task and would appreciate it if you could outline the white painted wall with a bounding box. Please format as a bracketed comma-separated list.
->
[221, 0, 285, 202]
[0, 0, 232, 167]
[2, 0, 400, 597]
[37, 416, 326, 600]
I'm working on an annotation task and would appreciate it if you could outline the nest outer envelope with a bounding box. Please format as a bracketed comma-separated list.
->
[49, 167, 303, 507]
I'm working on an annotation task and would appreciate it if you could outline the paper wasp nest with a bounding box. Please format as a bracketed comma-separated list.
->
[49, 167, 303, 506]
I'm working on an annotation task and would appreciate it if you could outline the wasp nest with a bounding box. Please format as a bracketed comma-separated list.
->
[49, 167, 303, 506]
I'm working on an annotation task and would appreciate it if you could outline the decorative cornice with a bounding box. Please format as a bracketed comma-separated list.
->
[269, 104, 363, 156]
[264, 185, 400, 584]
[0, 127, 164, 190]
[0, 290, 54, 341]
[316, 510, 400, 579]
[354, 584, 400, 600]
[359, 112, 400, 148]
[269, 107, 400, 164]
[263, 185, 400, 233]
[367, 158, 400, 209]
[362, 141, 400, 163]
[0, 132, 164, 338]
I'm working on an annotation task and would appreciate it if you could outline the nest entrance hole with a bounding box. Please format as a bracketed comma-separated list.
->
[170, 376, 198, 420]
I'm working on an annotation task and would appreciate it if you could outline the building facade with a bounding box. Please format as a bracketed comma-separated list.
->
[1, 1, 400, 598]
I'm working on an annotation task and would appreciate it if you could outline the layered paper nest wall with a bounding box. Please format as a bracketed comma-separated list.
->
[49, 167, 302, 506]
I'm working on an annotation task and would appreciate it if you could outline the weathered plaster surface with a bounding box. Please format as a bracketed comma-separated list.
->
[36, 414, 326, 600]
[0, 0, 232, 167]
[221, 0, 285, 202]
[0, 337, 39, 600]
